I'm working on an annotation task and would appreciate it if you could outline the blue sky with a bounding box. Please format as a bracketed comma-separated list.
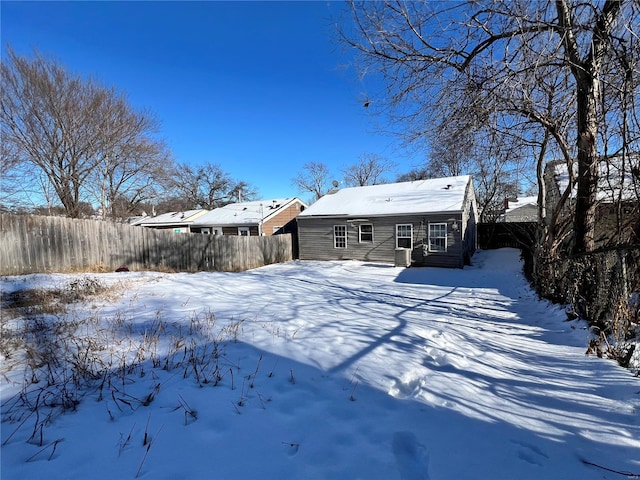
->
[1, 1, 422, 202]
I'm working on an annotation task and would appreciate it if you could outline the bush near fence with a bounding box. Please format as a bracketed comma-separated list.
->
[536, 246, 640, 333]
[0, 214, 293, 275]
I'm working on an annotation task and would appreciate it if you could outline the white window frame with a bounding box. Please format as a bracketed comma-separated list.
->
[334, 225, 347, 249]
[428, 223, 447, 252]
[238, 227, 251, 237]
[396, 224, 413, 249]
[359, 224, 373, 243]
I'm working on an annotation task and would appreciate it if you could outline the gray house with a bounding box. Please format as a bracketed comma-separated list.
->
[497, 196, 538, 223]
[297, 176, 478, 268]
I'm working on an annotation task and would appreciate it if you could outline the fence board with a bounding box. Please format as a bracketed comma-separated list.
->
[478, 222, 538, 250]
[0, 214, 293, 275]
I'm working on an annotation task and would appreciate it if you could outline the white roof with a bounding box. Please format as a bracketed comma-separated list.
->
[136, 209, 208, 226]
[192, 198, 305, 226]
[551, 155, 639, 203]
[505, 196, 538, 214]
[498, 196, 538, 222]
[298, 176, 472, 218]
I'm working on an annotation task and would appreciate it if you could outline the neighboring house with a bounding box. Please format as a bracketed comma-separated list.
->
[480, 196, 538, 251]
[544, 155, 640, 245]
[497, 196, 538, 223]
[297, 176, 478, 268]
[190, 198, 308, 236]
[133, 209, 209, 233]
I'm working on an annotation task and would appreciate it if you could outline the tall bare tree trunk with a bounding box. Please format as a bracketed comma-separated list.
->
[573, 80, 600, 254]
[555, 0, 622, 254]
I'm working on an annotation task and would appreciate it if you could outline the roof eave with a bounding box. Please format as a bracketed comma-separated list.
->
[297, 209, 465, 220]
[261, 197, 300, 223]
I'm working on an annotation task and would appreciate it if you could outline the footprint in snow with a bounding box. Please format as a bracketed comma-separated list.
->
[392, 431, 430, 480]
[283, 442, 299, 457]
[511, 440, 548, 467]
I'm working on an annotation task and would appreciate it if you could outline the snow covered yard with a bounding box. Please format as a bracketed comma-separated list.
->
[1, 248, 639, 480]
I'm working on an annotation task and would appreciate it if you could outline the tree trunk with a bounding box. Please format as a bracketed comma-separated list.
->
[573, 77, 599, 254]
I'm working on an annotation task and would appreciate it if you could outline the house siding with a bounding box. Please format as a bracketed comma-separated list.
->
[461, 180, 478, 264]
[501, 204, 538, 222]
[298, 213, 467, 268]
[263, 201, 305, 235]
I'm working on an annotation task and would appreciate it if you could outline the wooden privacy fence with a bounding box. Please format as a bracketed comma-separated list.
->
[0, 214, 293, 275]
[478, 222, 538, 250]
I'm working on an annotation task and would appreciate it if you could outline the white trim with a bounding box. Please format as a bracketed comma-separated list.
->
[396, 224, 413, 249]
[238, 226, 251, 236]
[428, 222, 447, 252]
[333, 225, 347, 249]
[358, 223, 373, 243]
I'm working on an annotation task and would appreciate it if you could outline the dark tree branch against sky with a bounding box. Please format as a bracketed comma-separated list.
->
[1, 47, 170, 218]
[1, 1, 420, 209]
[341, 0, 640, 254]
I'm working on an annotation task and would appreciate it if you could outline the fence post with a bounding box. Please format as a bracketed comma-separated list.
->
[0, 214, 294, 275]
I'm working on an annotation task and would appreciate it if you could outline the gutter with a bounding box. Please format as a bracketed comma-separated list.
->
[296, 210, 465, 220]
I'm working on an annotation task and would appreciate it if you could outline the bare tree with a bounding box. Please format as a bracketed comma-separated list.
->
[227, 180, 258, 204]
[87, 106, 174, 220]
[1, 47, 170, 218]
[169, 162, 255, 209]
[0, 140, 35, 211]
[141, 195, 193, 215]
[170, 162, 229, 209]
[292, 161, 333, 200]
[396, 167, 431, 182]
[341, 0, 640, 255]
[342, 153, 395, 186]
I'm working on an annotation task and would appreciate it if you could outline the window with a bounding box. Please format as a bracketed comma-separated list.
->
[396, 224, 413, 249]
[429, 223, 447, 252]
[334, 225, 347, 248]
[359, 224, 373, 243]
[238, 227, 250, 236]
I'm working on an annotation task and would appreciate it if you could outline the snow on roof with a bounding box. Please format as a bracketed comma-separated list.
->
[192, 198, 304, 226]
[298, 176, 472, 218]
[504, 196, 538, 215]
[551, 155, 639, 203]
[136, 209, 208, 226]
[498, 196, 538, 223]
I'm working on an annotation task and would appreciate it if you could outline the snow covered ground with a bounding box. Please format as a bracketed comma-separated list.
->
[1, 248, 639, 479]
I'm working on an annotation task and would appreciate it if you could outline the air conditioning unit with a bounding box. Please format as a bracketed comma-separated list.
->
[394, 248, 411, 267]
